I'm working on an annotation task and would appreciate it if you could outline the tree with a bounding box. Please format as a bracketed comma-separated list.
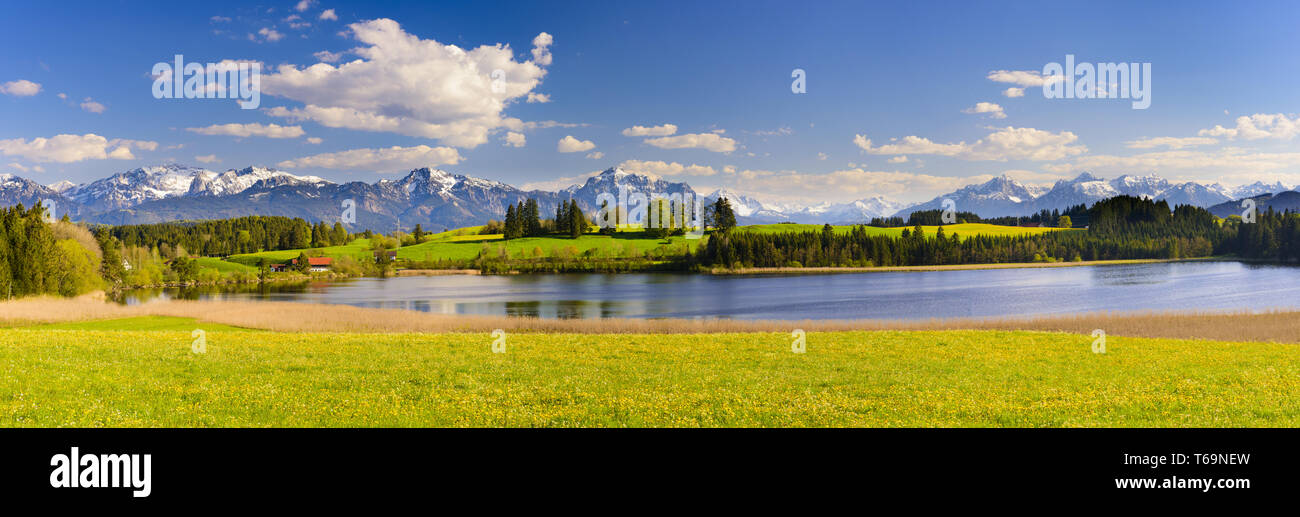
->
[712, 197, 737, 232]
[504, 204, 519, 239]
[170, 255, 199, 284]
[413, 224, 425, 243]
[1057, 215, 1073, 229]
[258, 257, 270, 282]
[294, 252, 312, 274]
[524, 199, 542, 237]
[96, 232, 125, 287]
[568, 200, 585, 239]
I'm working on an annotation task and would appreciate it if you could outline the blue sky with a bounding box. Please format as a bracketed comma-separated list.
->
[3, 0, 1300, 204]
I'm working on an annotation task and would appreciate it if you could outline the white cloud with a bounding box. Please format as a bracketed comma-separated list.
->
[1002, 87, 1025, 98]
[0, 79, 42, 97]
[706, 168, 1004, 205]
[817, 152, 828, 161]
[295, 0, 315, 12]
[557, 135, 595, 153]
[748, 127, 793, 137]
[531, 32, 553, 66]
[644, 133, 737, 153]
[0, 134, 156, 163]
[504, 131, 526, 147]
[1125, 136, 1218, 150]
[79, 98, 106, 114]
[319, 9, 338, 21]
[888, 155, 909, 163]
[962, 102, 1006, 119]
[586, 151, 604, 160]
[618, 159, 717, 177]
[255, 27, 285, 42]
[519, 170, 603, 191]
[276, 144, 462, 171]
[285, 15, 311, 30]
[187, 123, 306, 139]
[313, 50, 344, 63]
[210, 16, 232, 23]
[525, 92, 550, 103]
[986, 70, 1064, 88]
[261, 18, 553, 148]
[621, 124, 677, 137]
[853, 126, 1085, 162]
[1198, 113, 1300, 141]
[195, 154, 221, 164]
[306, 137, 323, 144]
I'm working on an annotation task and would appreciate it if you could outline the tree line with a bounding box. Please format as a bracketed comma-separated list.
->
[699, 196, 1270, 269]
[105, 216, 351, 257]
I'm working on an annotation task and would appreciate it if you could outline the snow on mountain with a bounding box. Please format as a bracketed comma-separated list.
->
[704, 187, 768, 217]
[8, 163, 1299, 229]
[188, 166, 330, 197]
[47, 180, 76, 194]
[1228, 180, 1291, 199]
[1156, 182, 1232, 207]
[896, 174, 1045, 218]
[67, 164, 330, 211]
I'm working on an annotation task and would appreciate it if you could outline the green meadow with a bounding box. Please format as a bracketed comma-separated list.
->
[2, 317, 1295, 427]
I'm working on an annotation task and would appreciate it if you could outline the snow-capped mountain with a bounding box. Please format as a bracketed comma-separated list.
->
[47, 180, 76, 194]
[66, 164, 329, 212]
[0, 174, 81, 215]
[5, 164, 1297, 230]
[68, 164, 211, 212]
[704, 187, 767, 217]
[187, 166, 329, 197]
[787, 196, 905, 224]
[1228, 180, 1292, 199]
[896, 174, 1047, 218]
[1156, 181, 1233, 208]
[897, 172, 1248, 219]
[1208, 191, 1300, 218]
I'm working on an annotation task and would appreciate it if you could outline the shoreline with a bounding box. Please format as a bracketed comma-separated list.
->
[3, 297, 1298, 343]
[709, 257, 1221, 275]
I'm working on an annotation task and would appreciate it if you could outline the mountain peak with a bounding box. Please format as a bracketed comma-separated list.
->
[1072, 172, 1102, 182]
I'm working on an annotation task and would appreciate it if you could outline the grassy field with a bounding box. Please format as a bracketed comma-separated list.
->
[396, 232, 704, 262]
[2, 316, 1296, 427]
[225, 238, 375, 266]
[740, 223, 1077, 240]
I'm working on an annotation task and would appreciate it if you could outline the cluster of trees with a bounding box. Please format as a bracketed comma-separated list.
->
[503, 199, 543, 239]
[554, 200, 587, 239]
[1225, 208, 1300, 262]
[708, 198, 737, 232]
[107, 216, 350, 257]
[0, 203, 104, 297]
[700, 196, 1232, 269]
[500, 198, 589, 240]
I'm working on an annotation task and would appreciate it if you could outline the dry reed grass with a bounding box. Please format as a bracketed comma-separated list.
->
[2, 295, 1297, 343]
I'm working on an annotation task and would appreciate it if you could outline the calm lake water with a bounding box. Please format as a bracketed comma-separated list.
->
[115, 261, 1300, 320]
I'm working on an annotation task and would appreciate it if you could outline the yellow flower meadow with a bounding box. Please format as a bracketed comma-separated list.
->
[1, 324, 1296, 427]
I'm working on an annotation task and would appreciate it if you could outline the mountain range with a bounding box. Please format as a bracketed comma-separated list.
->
[0, 165, 1294, 230]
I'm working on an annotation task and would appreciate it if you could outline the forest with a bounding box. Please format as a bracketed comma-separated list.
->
[699, 196, 1300, 268]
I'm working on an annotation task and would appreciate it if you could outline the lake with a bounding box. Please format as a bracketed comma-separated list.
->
[114, 261, 1300, 320]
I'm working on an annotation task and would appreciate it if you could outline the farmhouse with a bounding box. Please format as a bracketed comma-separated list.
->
[271, 257, 334, 272]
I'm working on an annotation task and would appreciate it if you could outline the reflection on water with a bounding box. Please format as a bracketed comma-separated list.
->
[112, 261, 1300, 320]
